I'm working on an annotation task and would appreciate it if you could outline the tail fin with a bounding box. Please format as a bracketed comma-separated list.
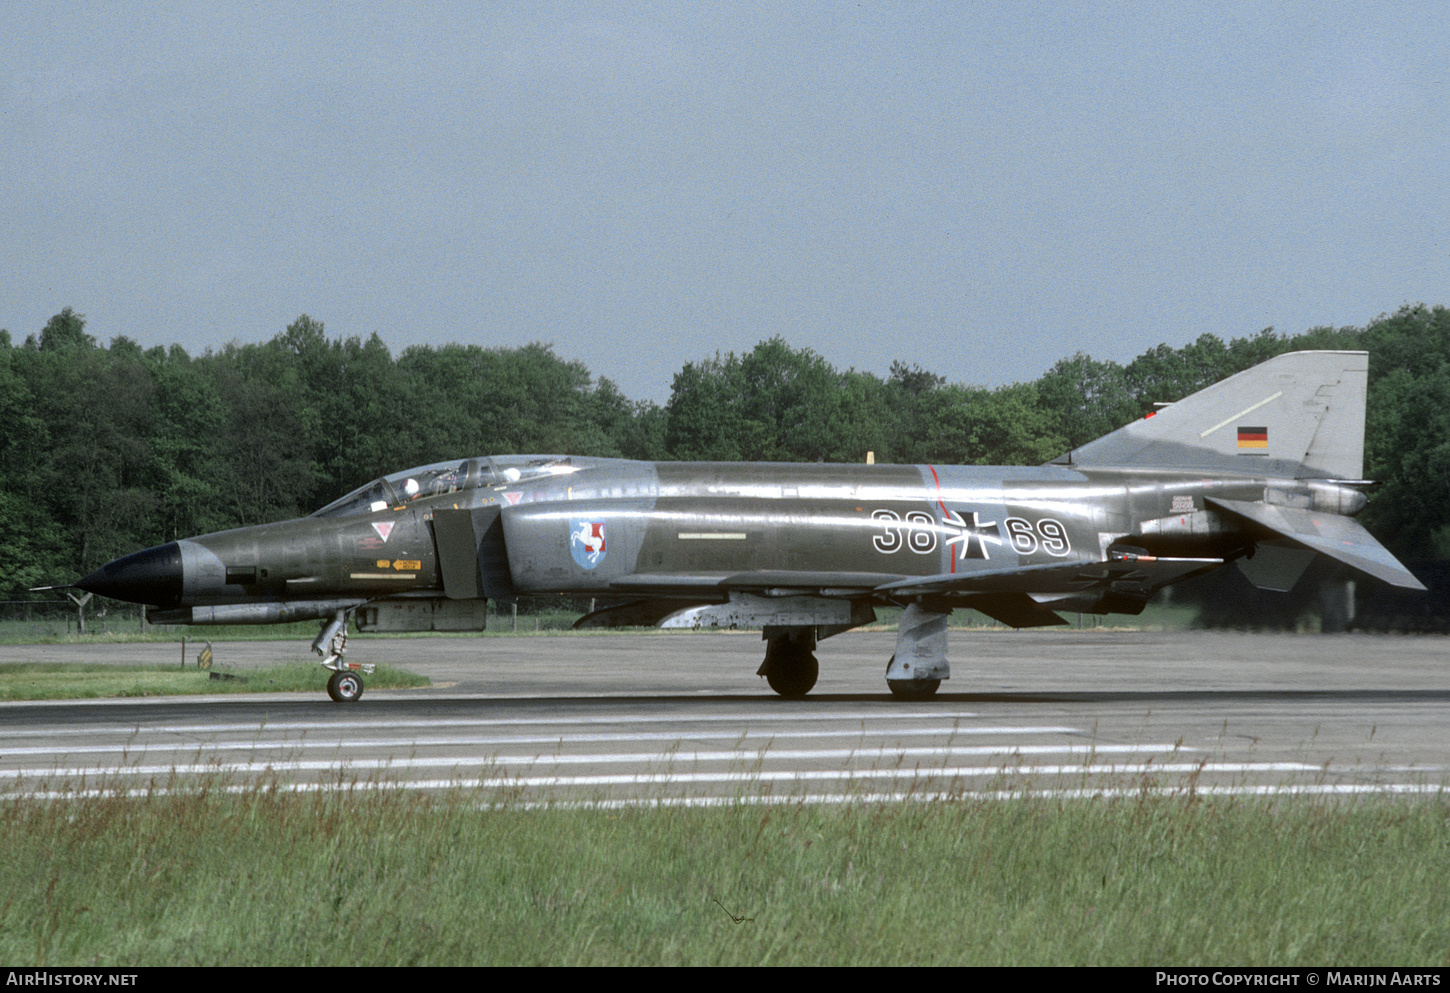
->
[1050, 350, 1367, 480]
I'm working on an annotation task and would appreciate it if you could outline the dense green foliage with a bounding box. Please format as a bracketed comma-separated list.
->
[3, 304, 1447, 598]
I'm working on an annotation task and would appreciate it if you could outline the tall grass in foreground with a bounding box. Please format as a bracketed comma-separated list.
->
[3, 786, 1448, 966]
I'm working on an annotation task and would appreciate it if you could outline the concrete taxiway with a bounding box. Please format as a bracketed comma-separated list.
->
[2, 629, 1448, 804]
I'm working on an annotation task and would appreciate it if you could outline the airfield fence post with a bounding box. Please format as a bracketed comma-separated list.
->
[512, 602, 517, 632]
[65, 591, 92, 635]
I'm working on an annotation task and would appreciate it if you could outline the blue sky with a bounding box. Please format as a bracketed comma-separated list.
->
[4, 2, 1446, 401]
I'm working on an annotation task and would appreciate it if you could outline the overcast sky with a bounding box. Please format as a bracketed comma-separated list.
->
[4, 2, 1446, 402]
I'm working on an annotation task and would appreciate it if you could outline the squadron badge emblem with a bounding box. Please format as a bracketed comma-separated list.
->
[570, 519, 607, 570]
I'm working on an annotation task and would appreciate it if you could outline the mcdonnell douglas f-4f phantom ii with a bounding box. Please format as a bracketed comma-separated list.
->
[65, 350, 1424, 702]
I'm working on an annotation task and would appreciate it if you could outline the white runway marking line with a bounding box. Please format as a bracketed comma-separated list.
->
[515, 783, 1450, 808]
[0, 710, 989, 739]
[6, 767, 1431, 801]
[0, 725, 1085, 757]
[11, 782, 1449, 804]
[6, 749, 1312, 782]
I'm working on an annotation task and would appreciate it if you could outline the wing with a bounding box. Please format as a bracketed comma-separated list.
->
[872, 554, 1222, 597]
[596, 554, 1220, 630]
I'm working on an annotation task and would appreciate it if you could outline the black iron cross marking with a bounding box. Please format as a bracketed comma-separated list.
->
[944, 509, 1001, 560]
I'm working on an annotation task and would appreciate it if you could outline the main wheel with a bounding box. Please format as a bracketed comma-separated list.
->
[885, 655, 941, 700]
[887, 677, 941, 700]
[763, 648, 818, 699]
[327, 668, 364, 703]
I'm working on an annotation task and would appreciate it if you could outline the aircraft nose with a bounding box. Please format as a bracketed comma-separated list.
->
[74, 542, 184, 607]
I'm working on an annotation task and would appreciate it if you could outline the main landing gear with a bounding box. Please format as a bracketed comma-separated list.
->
[757, 627, 818, 699]
[884, 601, 951, 700]
[755, 600, 954, 700]
[313, 609, 374, 703]
[884, 655, 942, 700]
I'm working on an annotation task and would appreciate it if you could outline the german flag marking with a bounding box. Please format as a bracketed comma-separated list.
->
[1237, 426, 1268, 449]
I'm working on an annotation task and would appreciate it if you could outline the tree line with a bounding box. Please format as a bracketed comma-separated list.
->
[2, 304, 1447, 599]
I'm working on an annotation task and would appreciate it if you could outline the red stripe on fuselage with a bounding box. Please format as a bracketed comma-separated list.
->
[927, 464, 954, 574]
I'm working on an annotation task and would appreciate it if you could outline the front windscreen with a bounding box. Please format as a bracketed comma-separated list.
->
[311, 477, 400, 518]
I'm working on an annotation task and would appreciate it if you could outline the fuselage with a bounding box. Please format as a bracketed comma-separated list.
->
[77, 453, 1367, 622]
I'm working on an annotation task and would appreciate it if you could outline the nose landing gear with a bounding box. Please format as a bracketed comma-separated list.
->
[326, 667, 366, 703]
[314, 609, 374, 703]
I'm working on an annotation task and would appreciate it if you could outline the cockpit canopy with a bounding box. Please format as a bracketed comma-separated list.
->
[311, 456, 580, 518]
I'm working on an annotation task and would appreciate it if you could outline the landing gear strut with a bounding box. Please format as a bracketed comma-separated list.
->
[757, 627, 818, 698]
[884, 600, 951, 699]
[313, 609, 373, 703]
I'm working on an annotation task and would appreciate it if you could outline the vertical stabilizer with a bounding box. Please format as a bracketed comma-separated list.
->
[1050, 351, 1367, 480]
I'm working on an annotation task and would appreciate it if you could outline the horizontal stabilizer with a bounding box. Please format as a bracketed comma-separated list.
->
[1206, 498, 1426, 590]
[1235, 540, 1317, 592]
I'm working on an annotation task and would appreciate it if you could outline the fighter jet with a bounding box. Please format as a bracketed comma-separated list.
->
[65, 350, 1423, 702]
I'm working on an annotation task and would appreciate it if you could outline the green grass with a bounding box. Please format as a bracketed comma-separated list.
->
[2, 788, 1447, 965]
[0, 661, 430, 701]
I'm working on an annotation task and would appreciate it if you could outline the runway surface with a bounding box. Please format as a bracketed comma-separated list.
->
[3, 630, 1448, 805]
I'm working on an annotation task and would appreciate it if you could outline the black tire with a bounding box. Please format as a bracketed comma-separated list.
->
[885, 654, 941, 700]
[327, 669, 364, 703]
[764, 649, 818, 699]
[887, 677, 941, 700]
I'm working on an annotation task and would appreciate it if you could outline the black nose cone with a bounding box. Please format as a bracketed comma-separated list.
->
[75, 542, 183, 607]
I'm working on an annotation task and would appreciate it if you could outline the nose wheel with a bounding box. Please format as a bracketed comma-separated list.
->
[315, 611, 372, 702]
[326, 668, 365, 703]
